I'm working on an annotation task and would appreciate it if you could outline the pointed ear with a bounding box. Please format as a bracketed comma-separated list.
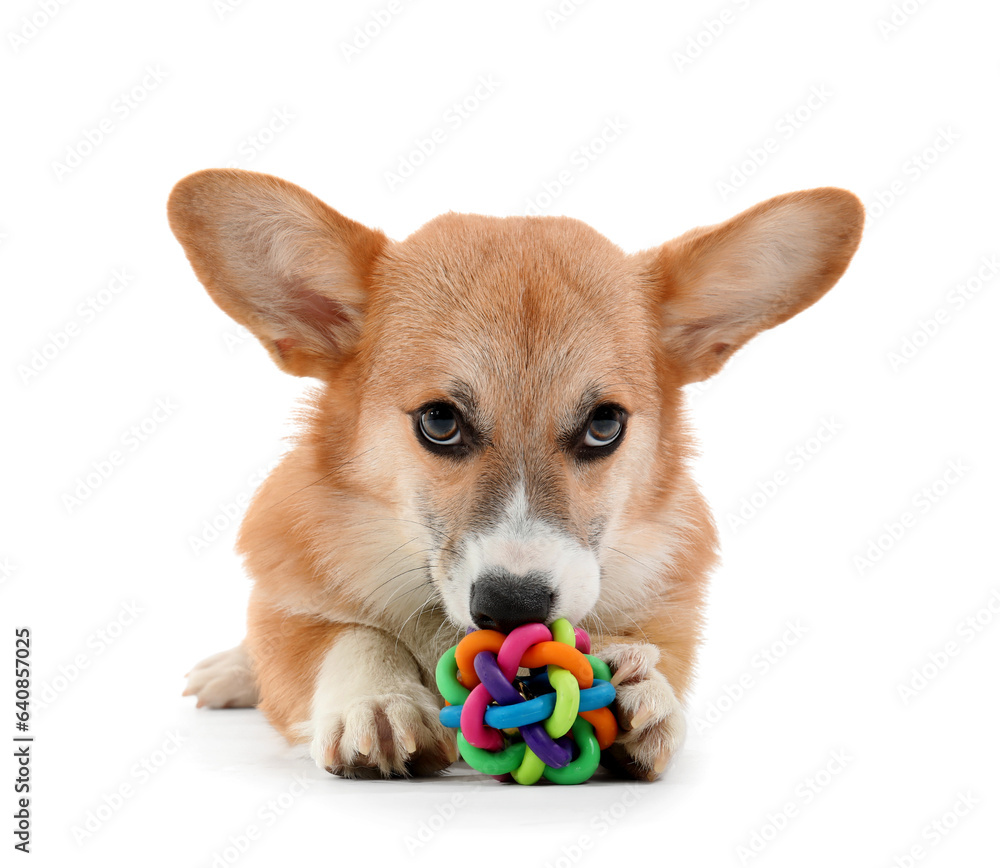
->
[167, 169, 387, 378]
[641, 188, 864, 384]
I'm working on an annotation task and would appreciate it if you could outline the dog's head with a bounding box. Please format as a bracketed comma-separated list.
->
[168, 170, 863, 632]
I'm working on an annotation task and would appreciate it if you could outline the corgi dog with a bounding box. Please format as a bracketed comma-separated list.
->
[171, 170, 863, 780]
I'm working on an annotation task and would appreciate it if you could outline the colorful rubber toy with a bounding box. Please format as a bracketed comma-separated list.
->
[436, 618, 618, 784]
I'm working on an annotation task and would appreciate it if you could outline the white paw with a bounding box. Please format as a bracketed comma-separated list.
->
[308, 690, 457, 779]
[597, 642, 686, 780]
[183, 644, 259, 709]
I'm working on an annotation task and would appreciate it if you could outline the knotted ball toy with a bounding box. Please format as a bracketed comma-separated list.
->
[436, 618, 618, 784]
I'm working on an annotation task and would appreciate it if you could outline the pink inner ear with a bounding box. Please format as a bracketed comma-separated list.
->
[270, 281, 352, 363]
[274, 337, 297, 357]
[292, 286, 350, 330]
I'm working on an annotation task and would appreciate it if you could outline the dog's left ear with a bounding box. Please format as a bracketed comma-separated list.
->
[167, 169, 387, 379]
[641, 188, 864, 384]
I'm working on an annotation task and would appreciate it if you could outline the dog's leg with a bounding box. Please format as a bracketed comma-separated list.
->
[591, 609, 701, 782]
[247, 600, 456, 778]
[183, 642, 259, 708]
[593, 640, 687, 781]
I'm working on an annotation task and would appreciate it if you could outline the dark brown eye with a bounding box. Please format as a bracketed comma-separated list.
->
[583, 406, 624, 447]
[419, 404, 461, 445]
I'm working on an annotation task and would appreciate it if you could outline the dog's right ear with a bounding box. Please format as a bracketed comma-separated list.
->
[167, 169, 387, 378]
[640, 188, 864, 384]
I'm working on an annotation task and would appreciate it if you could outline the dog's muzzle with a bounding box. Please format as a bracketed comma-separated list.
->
[469, 568, 553, 633]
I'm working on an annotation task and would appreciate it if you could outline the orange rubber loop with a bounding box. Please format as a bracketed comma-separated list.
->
[579, 707, 618, 750]
[454, 630, 506, 690]
[519, 643, 593, 688]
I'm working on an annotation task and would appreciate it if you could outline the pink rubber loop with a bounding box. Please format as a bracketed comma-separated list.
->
[460, 681, 504, 750]
[574, 628, 591, 654]
[497, 622, 552, 680]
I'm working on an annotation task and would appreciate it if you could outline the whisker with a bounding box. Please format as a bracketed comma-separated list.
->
[589, 611, 612, 648]
[429, 612, 461, 653]
[360, 564, 431, 616]
[370, 537, 420, 571]
[377, 568, 434, 617]
[607, 545, 659, 571]
[393, 585, 442, 653]
[353, 516, 446, 540]
[612, 608, 652, 643]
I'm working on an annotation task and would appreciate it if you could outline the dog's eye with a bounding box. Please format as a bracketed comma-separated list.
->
[583, 406, 625, 447]
[418, 404, 462, 446]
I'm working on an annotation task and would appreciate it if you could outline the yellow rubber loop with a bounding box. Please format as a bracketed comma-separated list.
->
[544, 665, 580, 738]
[550, 617, 575, 647]
[510, 745, 546, 785]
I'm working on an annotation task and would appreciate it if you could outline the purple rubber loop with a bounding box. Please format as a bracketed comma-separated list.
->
[497, 622, 551, 679]
[474, 649, 572, 769]
[522, 727, 573, 768]
[474, 651, 524, 707]
[574, 627, 591, 654]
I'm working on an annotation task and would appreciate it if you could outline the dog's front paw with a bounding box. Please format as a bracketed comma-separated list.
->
[309, 691, 457, 779]
[596, 642, 686, 781]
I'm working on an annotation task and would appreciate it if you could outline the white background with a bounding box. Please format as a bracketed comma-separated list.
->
[3, 0, 999, 865]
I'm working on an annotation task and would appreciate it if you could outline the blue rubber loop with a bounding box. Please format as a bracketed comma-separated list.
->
[473, 651, 572, 769]
[439, 678, 615, 729]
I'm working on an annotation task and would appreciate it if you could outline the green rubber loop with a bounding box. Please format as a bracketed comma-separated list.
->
[585, 653, 612, 683]
[550, 617, 575, 647]
[435, 646, 470, 706]
[510, 745, 546, 785]
[543, 717, 601, 785]
[544, 665, 580, 738]
[438, 624, 615, 785]
[458, 734, 526, 776]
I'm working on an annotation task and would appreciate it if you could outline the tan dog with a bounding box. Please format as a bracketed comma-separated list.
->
[170, 170, 862, 779]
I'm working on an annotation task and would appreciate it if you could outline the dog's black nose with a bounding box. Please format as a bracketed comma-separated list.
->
[470, 570, 553, 633]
